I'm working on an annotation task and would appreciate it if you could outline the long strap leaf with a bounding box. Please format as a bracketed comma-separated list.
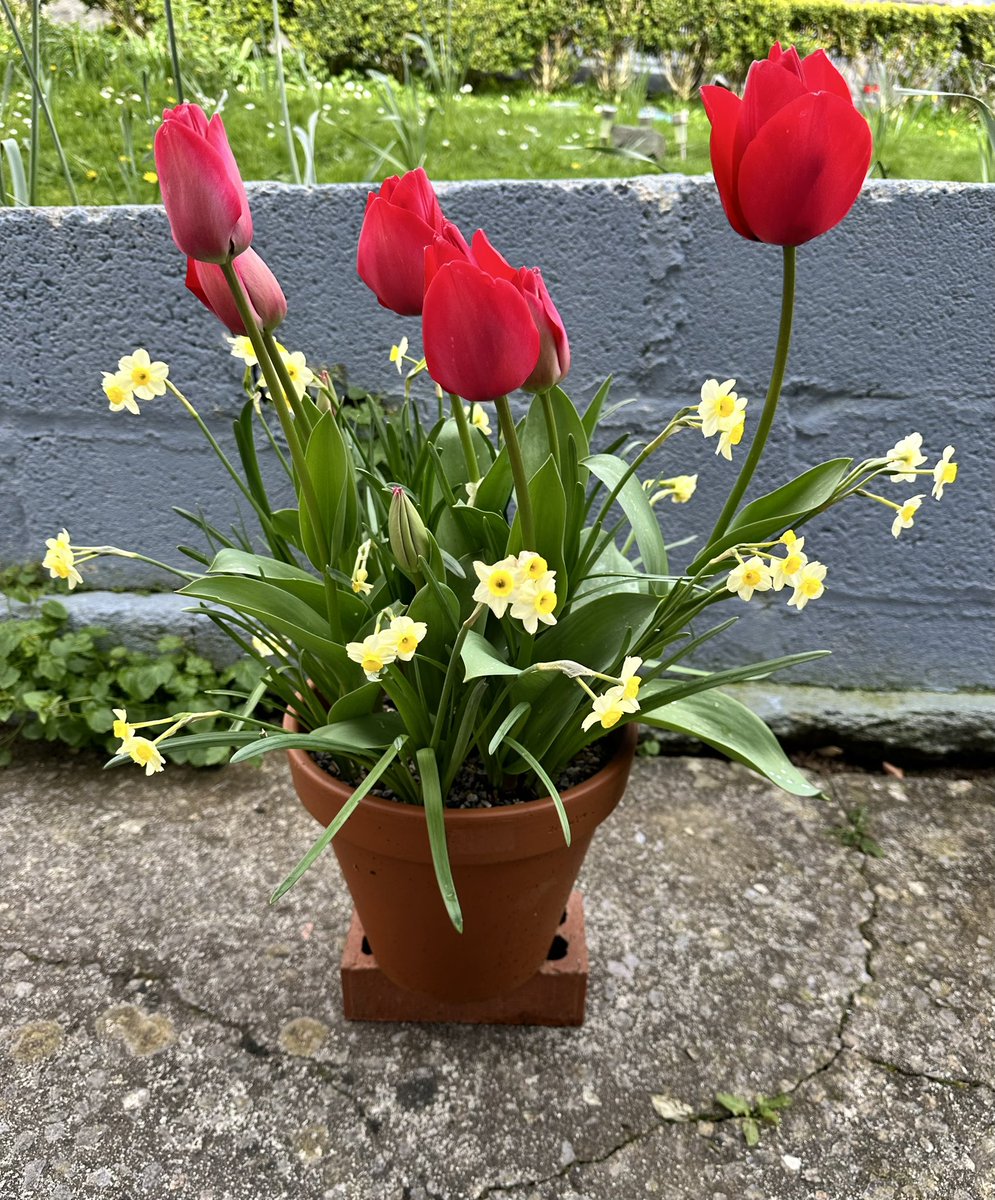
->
[504, 737, 571, 847]
[271, 736, 407, 904]
[416, 746, 463, 933]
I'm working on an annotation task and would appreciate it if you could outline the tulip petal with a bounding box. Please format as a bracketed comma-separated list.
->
[155, 119, 245, 263]
[470, 229, 517, 281]
[390, 166, 444, 229]
[422, 260, 540, 403]
[768, 43, 803, 79]
[737, 92, 872, 246]
[206, 114, 252, 255]
[801, 49, 854, 102]
[232, 247, 287, 332]
[356, 197, 437, 316]
[424, 229, 471, 291]
[735, 58, 808, 162]
[519, 268, 570, 392]
[700, 85, 754, 240]
[185, 258, 255, 334]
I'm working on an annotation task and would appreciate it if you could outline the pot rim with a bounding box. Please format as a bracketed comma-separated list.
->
[284, 708, 639, 828]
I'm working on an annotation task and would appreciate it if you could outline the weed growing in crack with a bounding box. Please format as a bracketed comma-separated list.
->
[715, 1091, 792, 1147]
[831, 804, 885, 858]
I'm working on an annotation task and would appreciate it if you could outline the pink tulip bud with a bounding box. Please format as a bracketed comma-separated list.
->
[186, 249, 287, 334]
[154, 103, 253, 263]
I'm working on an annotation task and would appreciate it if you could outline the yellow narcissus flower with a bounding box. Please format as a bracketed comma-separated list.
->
[102, 370, 139, 415]
[351, 539, 374, 596]
[617, 656, 643, 702]
[472, 556, 519, 618]
[726, 556, 773, 602]
[697, 378, 746, 438]
[509, 580, 558, 635]
[386, 615, 427, 661]
[665, 474, 697, 503]
[787, 561, 827, 611]
[118, 349, 169, 401]
[122, 736, 166, 776]
[515, 552, 548, 583]
[346, 632, 398, 681]
[389, 336, 409, 374]
[770, 542, 809, 591]
[891, 495, 924, 539]
[42, 529, 83, 590]
[716, 415, 746, 461]
[886, 432, 926, 483]
[280, 350, 314, 397]
[931, 446, 957, 500]
[581, 686, 638, 732]
[465, 403, 492, 436]
[228, 335, 257, 365]
[112, 708, 134, 741]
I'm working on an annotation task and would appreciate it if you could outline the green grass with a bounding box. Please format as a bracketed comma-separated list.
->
[0, 22, 990, 206]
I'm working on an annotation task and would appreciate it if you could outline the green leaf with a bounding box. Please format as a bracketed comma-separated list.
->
[742, 1117, 760, 1147]
[40, 600, 68, 622]
[584, 453, 668, 580]
[487, 702, 531, 755]
[639, 689, 821, 798]
[298, 410, 359, 571]
[688, 459, 852, 573]
[505, 736, 570, 846]
[178, 575, 346, 669]
[461, 630, 521, 680]
[416, 746, 463, 933]
[271, 736, 407, 904]
[580, 376, 613, 441]
[230, 713, 405, 763]
[513, 454, 566, 584]
[716, 1092, 752, 1118]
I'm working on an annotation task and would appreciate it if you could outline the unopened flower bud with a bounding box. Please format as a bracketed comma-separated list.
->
[388, 487, 429, 578]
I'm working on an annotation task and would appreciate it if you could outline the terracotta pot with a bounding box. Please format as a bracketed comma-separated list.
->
[284, 716, 637, 1004]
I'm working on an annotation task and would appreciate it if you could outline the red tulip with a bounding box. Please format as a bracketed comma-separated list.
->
[154, 103, 252, 263]
[701, 44, 872, 246]
[357, 168, 468, 316]
[186, 249, 287, 334]
[422, 259, 540, 403]
[470, 231, 570, 392]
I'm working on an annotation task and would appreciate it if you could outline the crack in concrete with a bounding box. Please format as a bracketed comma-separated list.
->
[854, 1050, 995, 1094]
[472, 1122, 659, 1199]
[1, 941, 380, 1136]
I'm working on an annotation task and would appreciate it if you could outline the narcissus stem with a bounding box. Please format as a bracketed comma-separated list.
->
[709, 244, 797, 542]
[495, 395, 535, 549]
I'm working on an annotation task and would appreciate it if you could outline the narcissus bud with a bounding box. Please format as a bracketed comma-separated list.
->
[388, 487, 430, 578]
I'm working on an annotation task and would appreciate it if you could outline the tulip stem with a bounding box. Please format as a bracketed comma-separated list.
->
[262, 329, 311, 430]
[495, 395, 535, 550]
[708, 244, 796, 543]
[449, 393, 480, 484]
[221, 260, 342, 641]
[539, 389, 561, 464]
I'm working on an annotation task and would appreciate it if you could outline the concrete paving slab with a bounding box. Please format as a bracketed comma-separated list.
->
[0, 750, 992, 1199]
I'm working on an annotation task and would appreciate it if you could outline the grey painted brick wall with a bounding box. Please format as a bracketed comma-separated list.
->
[1, 176, 992, 694]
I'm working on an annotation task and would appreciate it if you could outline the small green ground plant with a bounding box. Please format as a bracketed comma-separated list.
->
[0, 598, 264, 766]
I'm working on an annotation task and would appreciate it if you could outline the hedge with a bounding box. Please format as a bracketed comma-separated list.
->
[90, 0, 995, 92]
[291, 0, 995, 90]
